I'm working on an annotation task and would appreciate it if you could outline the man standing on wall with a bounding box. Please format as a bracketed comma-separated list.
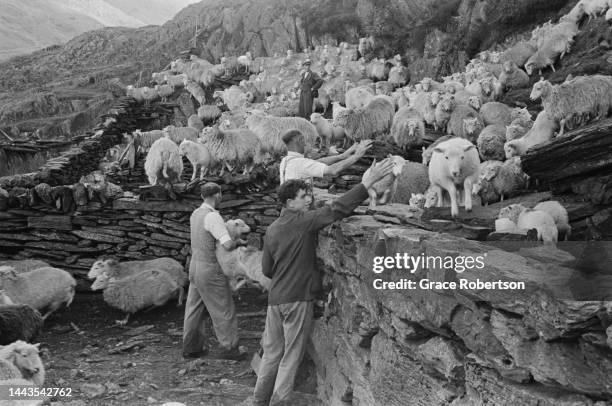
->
[298, 59, 323, 119]
[182, 182, 248, 361]
[245, 160, 395, 406]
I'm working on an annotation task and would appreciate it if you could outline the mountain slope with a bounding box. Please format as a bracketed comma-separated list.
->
[104, 0, 200, 26]
[58, 0, 145, 28]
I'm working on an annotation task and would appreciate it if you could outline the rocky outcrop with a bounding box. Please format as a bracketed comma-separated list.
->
[312, 217, 612, 405]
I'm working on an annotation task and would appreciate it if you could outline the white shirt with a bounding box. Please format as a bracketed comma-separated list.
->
[279, 151, 327, 184]
[201, 203, 231, 245]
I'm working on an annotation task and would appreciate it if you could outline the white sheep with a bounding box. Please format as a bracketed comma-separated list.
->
[155, 84, 174, 103]
[162, 125, 200, 144]
[237, 52, 253, 74]
[187, 114, 204, 131]
[473, 157, 528, 204]
[197, 105, 222, 124]
[525, 22, 577, 74]
[363, 155, 406, 207]
[504, 110, 558, 158]
[388, 65, 410, 87]
[580, 0, 610, 21]
[345, 86, 375, 109]
[479, 102, 512, 126]
[244, 112, 317, 159]
[0, 266, 75, 320]
[0, 304, 43, 345]
[517, 209, 558, 243]
[529, 76, 612, 137]
[144, 137, 184, 187]
[434, 93, 456, 131]
[179, 140, 212, 181]
[126, 85, 145, 103]
[334, 96, 395, 142]
[501, 41, 536, 67]
[215, 219, 271, 292]
[498, 203, 528, 223]
[447, 105, 483, 142]
[498, 61, 530, 91]
[310, 113, 346, 148]
[428, 137, 480, 217]
[201, 126, 264, 175]
[495, 218, 519, 233]
[332, 102, 348, 122]
[533, 200, 571, 240]
[91, 269, 180, 325]
[390, 106, 425, 150]
[477, 124, 507, 161]
[164, 73, 188, 88]
[0, 340, 44, 385]
[421, 77, 446, 92]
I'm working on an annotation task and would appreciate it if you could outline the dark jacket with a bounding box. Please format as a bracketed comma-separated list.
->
[262, 183, 368, 305]
[298, 70, 323, 119]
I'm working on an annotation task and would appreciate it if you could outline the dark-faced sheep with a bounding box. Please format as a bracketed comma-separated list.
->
[144, 137, 184, 189]
[390, 107, 425, 150]
[0, 340, 45, 385]
[201, 126, 264, 175]
[0, 266, 75, 320]
[447, 105, 482, 141]
[0, 304, 43, 345]
[91, 269, 180, 325]
[334, 96, 395, 142]
[473, 157, 528, 204]
[477, 124, 507, 161]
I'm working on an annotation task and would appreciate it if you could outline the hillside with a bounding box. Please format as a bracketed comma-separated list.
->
[0, 0, 592, 141]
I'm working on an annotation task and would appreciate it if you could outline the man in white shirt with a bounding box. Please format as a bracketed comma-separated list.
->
[279, 129, 372, 184]
[183, 182, 248, 360]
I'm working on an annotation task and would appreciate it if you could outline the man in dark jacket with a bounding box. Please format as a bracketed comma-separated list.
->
[298, 59, 323, 119]
[247, 159, 394, 406]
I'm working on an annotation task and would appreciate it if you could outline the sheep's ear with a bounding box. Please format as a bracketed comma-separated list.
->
[34, 343, 41, 349]
[433, 147, 444, 154]
[464, 145, 475, 152]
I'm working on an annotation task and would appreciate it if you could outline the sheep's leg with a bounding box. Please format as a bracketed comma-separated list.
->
[41, 301, 62, 321]
[433, 185, 443, 208]
[463, 179, 474, 212]
[225, 162, 235, 173]
[447, 184, 459, 218]
[191, 163, 197, 181]
[233, 279, 248, 292]
[379, 189, 392, 205]
[368, 189, 378, 208]
[115, 314, 130, 326]
[177, 287, 185, 306]
[558, 118, 566, 137]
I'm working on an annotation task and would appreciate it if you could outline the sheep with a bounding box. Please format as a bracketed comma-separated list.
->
[501, 41, 536, 67]
[480, 77, 503, 102]
[0, 266, 75, 321]
[529, 76, 612, 137]
[333, 96, 395, 142]
[345, 86, 375, 109]
[130, 129, 165, 153]
[477, 124, 507, 161]
[310, 113, 346, 148]
[216, 219, 271, 292]
[155, 84, 174, 103]
[164, 73, 188, 88]
[580, 0, 610, 21]
[524, 29, 575, 75]
[388, 65, 410, 88]
[479, 102, 512, 126]
[363, 156, 406, 207]
[421, 77, 446, 92]
[0, 304, 43, 345]
[447, 105, 482, 141]
[190, 55, 214, 70]
[126, 85, 145, 102]
[504, 110, 558, 158]
[0, 260, 49, 273]
[411, 92, 438, 128]
[237, 52, 253, 74]
[517, 209, 558, 243]
[389, 161, 430, 204]
[151, 70, 172, 84]
[184, 80, 206, 105]
[375, 81, 395, 96]
[144, 137, 184, 188]
[0, 357, 21, 381]
[505, 123, 530, 141]
[178, 140, 212, 181]
[0, 341, 44, 385]
[495, 218, 519, 233]
[366, 58, 391, 81]
[533, 201, 571, 240]
[421, 135, 455, 166]
[428, 137, 480, 217]
[498, 203, 527, 223]
[498, 61, 530, 91]
[187, 114, 204, 131]
[473, 157, 528, 204]
[200, 127, 264, 175]
[162, 125, 199, 144]
[332, 102, 348, 123]
[217, 86, 249, 111]
[453, 90, 482, 109]
[91, 269, 180, 325]
[434, 94, 456, 131]
[141, 87, 160, 106]
[390, 107, 425, 150]
[197, 105, 222, 125]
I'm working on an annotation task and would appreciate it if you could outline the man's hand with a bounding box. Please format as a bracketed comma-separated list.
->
[361, 159, 395, 190]
[354, 140, 373, 156]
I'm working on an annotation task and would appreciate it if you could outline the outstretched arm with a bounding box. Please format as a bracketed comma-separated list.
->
[322, 140, 373, 176]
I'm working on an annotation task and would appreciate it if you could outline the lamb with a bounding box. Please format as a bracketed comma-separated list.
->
[187, 114, 204, 131]
[447, 105, 483, 141]
[434, 94, 456, 131]
[179, 140, 212, 181]
[345, 86, 375, 109]
[162, 125, 199, 144]
[197, 105, 222, 124]
[388, 65, 410, 87]
[498, 61, 530, 91]
[473, 157, 528, 204]
[363, 156, 406, 207]
[332, 102, 348, 122]
[215, 219, 271, 292]
[501, 41, 536, 67]
[237, 52, 253, 74]
[333, 96, 395, 142]
[144, 137, 184, 188]
[411, 92, 438, 128]
[390, 107, 425, 149]
[533, 200, 571, 240]
[477, 124, 507, 161]
[504, 110, 558, 158]
[0, 266, 75, 320]
[517, 209, 558, 243]
[529, 76, 612, 137]
[479, 102, 512, 126]
[91, 269, 180, 325]
[0, 304, 43, 345]
[428, 137, 481, 217]
[310, 113, 346, 148]
[0, 341, 44, 385]
[200, 127, 264, 175]
[155, 84, 174, 103]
